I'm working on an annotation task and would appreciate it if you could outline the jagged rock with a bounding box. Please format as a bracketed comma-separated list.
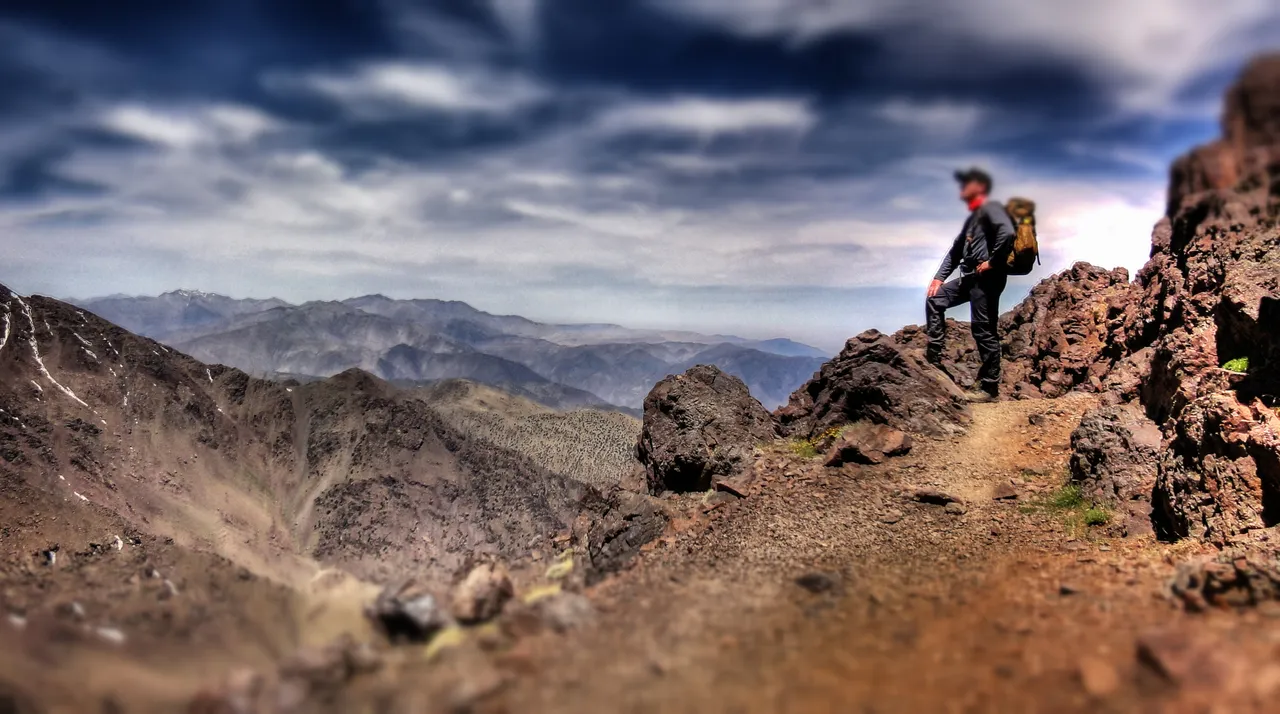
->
[1171, 549, 1280, 611]
[1069, 405, 1161, 536]
[636, 365, 779, 493]
[451, 561, 514, 624]
[584, 489, 669, 582]
[366, 580, 452, 643]
[1131, 56, 1280, 544]
[824, 423, 912, 467]
[777, 329, 969, 439]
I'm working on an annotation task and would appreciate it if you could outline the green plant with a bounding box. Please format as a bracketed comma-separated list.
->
[789, 439, 821, 459]
[1223, 356, 1250, 373]
[1023, 484, 1111, 535]
[788, 426, 845, 460]
[1049, 484, 1085, 510]
[1083, 507, 1110, 527]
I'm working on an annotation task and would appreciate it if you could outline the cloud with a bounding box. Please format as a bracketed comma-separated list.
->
[648, 0, 1280, 113]
[504, 199, 680, 238]
[595, 97, 816, 136]
[99, 104, 280, 149]
[272, 61, 548, 115]
[876, 99, 985, 138]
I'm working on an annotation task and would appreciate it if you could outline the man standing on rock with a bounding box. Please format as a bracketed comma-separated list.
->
[926, 168, 1016, 402]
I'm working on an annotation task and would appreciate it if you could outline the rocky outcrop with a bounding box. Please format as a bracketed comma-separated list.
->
[1069, 405, 1161, 535]
[636, 365, 779, 493]
[1171, 548, 1280, 611]
[1131, 55, 1280, 544]
[777, 329, 968, 439]
[893, 262, 1139, 400]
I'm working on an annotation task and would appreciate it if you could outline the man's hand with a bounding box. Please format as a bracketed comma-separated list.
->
[927, 279, 943, 298]
[976, 261, 992, 275]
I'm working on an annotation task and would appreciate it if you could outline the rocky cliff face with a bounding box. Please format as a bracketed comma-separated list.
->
[1132, 55, 1280, 544]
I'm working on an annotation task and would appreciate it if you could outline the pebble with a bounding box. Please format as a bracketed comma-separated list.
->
[96, 627, 127, 646]
[794, 572, 839, 594]
[1077, 657, 1120, 696]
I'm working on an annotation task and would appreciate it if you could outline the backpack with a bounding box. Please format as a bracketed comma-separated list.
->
[1001, 197, 1040, 276]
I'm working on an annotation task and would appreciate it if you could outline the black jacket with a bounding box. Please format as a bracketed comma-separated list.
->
[934, 201, 1016, 281]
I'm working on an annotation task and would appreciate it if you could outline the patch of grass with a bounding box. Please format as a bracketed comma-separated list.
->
[1023, 483, 1111, 535]
[1083, 507, 1110, 527]
[788, 426, 845, 460]
[1223, 356, 1250, 373]
[789, 439, 821, 459]
[1049, 484, 1085, 510]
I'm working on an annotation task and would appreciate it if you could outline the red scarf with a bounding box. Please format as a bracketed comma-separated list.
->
[967, 195, 986, 212]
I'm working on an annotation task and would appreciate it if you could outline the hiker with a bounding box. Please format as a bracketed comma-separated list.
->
[926, 168, 1016, 402]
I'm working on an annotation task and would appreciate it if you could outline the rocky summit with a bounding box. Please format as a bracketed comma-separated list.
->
[4, 52, 1280, 714]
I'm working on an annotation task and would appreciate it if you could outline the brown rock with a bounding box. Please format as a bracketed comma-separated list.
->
[1170, 549, 1280, 611]
[909, 488, 962, 506]
[366, 579, 452, 642]
[451, 561, 514, 624]
[1077, 656, 1121, 697]
[992, 483, 1019, 501]
[636, 365, 779, 493]
[1069, 404, 1161, 536]
[777, 329, 969, 440]
[824, 423, 913, 467]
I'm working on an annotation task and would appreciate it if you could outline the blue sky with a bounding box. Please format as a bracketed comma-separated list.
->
[2, 1, 1278, 351]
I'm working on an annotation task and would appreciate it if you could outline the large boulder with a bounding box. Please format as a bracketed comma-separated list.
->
[777, 329, 968, 439]
[1069, 405, 1161, 535]
[636, 365, 779, 493]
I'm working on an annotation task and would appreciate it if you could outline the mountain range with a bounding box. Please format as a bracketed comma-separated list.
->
[75, 290, 829, 410]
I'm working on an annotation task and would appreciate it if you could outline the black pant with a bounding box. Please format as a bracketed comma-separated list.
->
[926, 271, 1007, 393]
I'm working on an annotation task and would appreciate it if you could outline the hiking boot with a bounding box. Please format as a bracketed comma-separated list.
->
[964, 387, 998, 403]
[925, 351, 952, 380]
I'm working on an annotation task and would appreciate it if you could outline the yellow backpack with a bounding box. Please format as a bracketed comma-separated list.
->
[1002, 197, 1040, 276]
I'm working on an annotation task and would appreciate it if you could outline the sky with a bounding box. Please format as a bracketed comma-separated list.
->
[2, 1, 1278, 352]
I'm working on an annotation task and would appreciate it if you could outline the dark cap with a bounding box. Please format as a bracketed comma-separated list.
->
[953, 167, 993, 192]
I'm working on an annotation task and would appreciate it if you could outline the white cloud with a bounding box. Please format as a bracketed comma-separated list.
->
[650, 0, 1280, 114]
[504, 199, 681, 239]
[99, 103, 280, 149]
[876, 99, 985, 137]
[596, 97, 816, 136]
[649, 153, 743, 175]
[100, 106, 206, 148]
[278, 61, 547, 115]
[511, 172, 577, 189]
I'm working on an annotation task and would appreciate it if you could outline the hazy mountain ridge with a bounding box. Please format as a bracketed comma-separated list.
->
[75, 291, 829, 409]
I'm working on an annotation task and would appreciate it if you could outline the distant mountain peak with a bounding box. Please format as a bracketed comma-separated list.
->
[163, 288, 223, 300]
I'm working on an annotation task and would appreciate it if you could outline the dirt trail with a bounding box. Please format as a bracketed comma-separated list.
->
[471, 396, 1216, 713]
